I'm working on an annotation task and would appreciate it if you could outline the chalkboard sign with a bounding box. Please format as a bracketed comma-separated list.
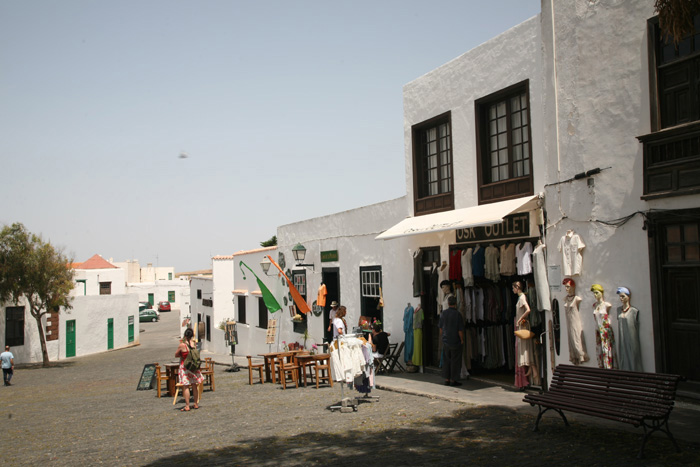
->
[137, 364, 157, 391]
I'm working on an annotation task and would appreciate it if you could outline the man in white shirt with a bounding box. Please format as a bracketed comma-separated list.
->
[1, 346, 15, 386]
[327, 301, 339, 333]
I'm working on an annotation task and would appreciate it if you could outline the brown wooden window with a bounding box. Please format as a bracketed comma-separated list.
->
[237, 295, 246, 324]
[476, 81, 533, 204]
[99, 282, 111, 295]
[638, 15, 700, 199]
[412, 112, 454, 216]
[258, 297, 268, 329]
[5, 306, 25, 347]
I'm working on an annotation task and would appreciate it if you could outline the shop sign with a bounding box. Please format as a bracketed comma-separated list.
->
[321, 250, 338, 262]
[455, 212, 530, 244]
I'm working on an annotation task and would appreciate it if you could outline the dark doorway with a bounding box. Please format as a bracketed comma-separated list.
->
[323, 268, 340, 344]
[649, 209, 700, 384]
[419, 247, 441, 367]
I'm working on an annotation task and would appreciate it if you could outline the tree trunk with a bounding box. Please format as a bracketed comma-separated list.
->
[31, 307, 50, 367]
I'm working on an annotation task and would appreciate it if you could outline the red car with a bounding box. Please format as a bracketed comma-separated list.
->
[157, 301, 171, 312]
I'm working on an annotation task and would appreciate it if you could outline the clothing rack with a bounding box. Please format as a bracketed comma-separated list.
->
[329, 333, 379, 412]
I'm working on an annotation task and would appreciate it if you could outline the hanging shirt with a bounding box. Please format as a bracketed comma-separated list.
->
[500, 243, 516, 276]
[516, 242, 533, 275]
[317, 284, 327, 307]
[462, 248, 474, 287]
[558, 230, 586, 276]
[449, 249, 463, 280]
[472, 246, 485, 277]
[484, 245, 500, 282]
[532, 243, 551, 311]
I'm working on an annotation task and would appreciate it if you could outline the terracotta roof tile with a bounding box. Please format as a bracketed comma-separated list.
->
[76, 254, 118, 270]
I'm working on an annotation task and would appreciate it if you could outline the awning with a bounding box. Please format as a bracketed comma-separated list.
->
[375, 195, 539, 240]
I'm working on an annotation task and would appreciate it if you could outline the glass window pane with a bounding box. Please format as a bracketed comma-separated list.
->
[498, 133, 507, 148]
[513, 145, 522, 160]
[522, 128, 528, 142]
[512, 111, 521, 128]
[427, 128, 436, 141]
[491, 152, 499, 168]
[499, 149, 508, 165]
[523, 144, 530, 159]
[499, 165, 509, 180]
[428, 141, 437, 155]
[511, 96, 520, 111]
[498, 116, 507, 132]
[428, 168, 437, 182]
[524, 161, 530, 175]
[684, 224, 698, 242]
[514, 161, 522, 177]
[686, 245, 699, 261]
[490, 135, 498, 150]
[667, 225, 681, 243]
[522, 109, 528, 126]
[513, 129, 522, 144]
[497, 101, 506, 117]
[521, 93, 528, 109]
[491, 167, 499, 182]
[441, 151, 451, 165]
[428, 155, 436, 169]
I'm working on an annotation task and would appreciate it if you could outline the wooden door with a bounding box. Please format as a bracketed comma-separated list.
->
[107, 318, 114, 350]
[66, 320, 76, 358]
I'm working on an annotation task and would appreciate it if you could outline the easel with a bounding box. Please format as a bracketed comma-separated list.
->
[224, 321, 240, 372]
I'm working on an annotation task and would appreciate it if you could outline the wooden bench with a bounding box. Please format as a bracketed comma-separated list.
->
[523, 364, 684, 458]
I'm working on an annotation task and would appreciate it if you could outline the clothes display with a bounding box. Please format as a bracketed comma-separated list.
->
[403, 304, 414, 364]
[412, 305, 424, 366]
[499, 243, 516, 276]
[516, 242, 533, 275]
[461, 248, 474, 287]
[412, 250, 424, 297]
[317, 283, 327, 307]
[558, 230, 586, 276]
[563, 294, 589, 365]
[484, 244, 501, 282]
[593, 300, 616, 369]
[532, 242, 551, 311]
[617, 305, 642, 372]
[472, 246, 485, 278]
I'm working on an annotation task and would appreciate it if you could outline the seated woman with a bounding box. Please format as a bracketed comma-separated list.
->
[368, 323, 390, 359]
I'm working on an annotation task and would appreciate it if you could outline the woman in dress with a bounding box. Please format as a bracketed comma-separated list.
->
[513, 281, 537, 388]
[591, 284, 616, 369]
[616, 287, 642, 371]
[175, 327, 204, 412]
[562, 278, 589, 365]
[332, 306, 347, 338]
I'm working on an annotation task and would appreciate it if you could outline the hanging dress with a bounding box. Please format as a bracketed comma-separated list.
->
[563, 295, 589, 365]
[593, 301, 616, 369]
[617, 306, 642, 371]
[403, 305, 414, 364]
[412, 306, 424, 366]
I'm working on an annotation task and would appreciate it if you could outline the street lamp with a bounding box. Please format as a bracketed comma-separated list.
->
[259, 256, 273, 276]
[292, 243, 315, 270]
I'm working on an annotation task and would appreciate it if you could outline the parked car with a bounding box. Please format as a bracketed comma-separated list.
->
[157, 301, 171, 312]
[138, 301, 152, 312]
[139, 309, 159, 322]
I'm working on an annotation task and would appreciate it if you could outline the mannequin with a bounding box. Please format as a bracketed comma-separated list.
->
[591, 284, 616, 369]
[562, 278, 589, 365]
[616, 287, 642, 372]
[513, 281, 537, 388]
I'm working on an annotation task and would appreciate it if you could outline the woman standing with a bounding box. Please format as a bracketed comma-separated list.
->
[332, 306, 347, 338]
[513, 281, 536, 388]
[616, 287, 642, 371]
[591, 284, 616, 369]
[562, 278, 589, 365]
[175, 328, 204, 412]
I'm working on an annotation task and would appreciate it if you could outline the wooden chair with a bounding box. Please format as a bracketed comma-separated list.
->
[375, 343, 397, 374]
[314, 358, 333, 389]
[277, 356, 300, 389]
[154, 363, 169, 398]
[247, 355, 264, 385]
[383, 341, 406, 373]
[200, 358, 215, 392]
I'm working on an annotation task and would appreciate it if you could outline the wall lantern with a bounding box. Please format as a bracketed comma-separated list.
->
[291, 243, 315, 271]
[260, 256, 273, 276]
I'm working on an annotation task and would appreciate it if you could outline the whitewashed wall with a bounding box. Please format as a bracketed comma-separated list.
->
[1, 293, 139, 364]
[72, 268, 127, 296]
[403, 15, 544, 214]
[539, 0, 700, 373]
[276, 197, 410, 356]
[125, 281, 190, 309]
[190, 276, 213, 343]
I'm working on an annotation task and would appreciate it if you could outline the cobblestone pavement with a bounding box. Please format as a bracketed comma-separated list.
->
[2, 311, 699, 466]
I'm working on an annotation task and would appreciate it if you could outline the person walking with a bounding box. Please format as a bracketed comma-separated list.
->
[439, 295, 465, 386]
[175, 328, 204, 412]
[1, 346, 15, 386]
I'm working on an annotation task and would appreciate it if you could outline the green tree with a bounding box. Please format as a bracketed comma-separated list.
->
[0, 223, 75, 366]
[260, 235, 277, 247]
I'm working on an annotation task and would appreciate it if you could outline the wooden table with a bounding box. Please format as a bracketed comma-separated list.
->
[294, 353, 331, 387]
[257, 350, 303, 383]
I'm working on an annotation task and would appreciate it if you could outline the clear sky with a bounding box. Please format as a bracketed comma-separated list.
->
[0, 0, 541, 272]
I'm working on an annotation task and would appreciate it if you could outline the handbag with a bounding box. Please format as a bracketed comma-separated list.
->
[514, 320, 534, 340]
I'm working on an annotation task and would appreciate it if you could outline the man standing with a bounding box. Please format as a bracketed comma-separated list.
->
[1, 346, 14, 386]
[327, 301, 339, 333]
[439, 295, 464, 387]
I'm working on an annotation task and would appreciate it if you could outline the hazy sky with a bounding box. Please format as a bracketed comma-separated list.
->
[1, 0, 541, 272]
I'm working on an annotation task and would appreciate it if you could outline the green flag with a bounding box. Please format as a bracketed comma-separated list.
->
[240, 261, 282, 313]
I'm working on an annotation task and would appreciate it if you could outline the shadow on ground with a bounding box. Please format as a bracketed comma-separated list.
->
[146, 406, 700, 467]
